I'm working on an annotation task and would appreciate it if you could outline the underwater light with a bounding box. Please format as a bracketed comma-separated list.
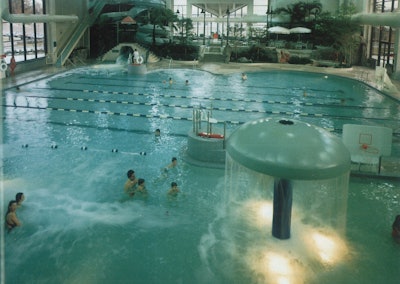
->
[311, 231, 348, 265]
[267, 253, 291, 275]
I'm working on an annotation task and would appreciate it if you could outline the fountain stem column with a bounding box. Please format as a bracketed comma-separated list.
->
[272, 178, 293, 239]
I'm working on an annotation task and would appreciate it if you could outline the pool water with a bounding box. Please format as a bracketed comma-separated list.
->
[1, 66, 400, 284]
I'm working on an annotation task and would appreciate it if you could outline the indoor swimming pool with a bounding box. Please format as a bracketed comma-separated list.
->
[1, 66, 400, 284]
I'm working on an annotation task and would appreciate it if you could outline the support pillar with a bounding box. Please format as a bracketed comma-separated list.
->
[272, 178, 293, 240]
[393, 29, 400, 80]
[0, 0, 7, 79]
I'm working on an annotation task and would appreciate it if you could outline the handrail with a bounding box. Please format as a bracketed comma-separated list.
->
[55, 0, 106, 67]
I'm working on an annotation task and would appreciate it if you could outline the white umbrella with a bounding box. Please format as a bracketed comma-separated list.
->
[268, 26, 290, 40]
[289, 27, 311, 41]
[268, 26, 290, 35]
[289, 27, 312, 34]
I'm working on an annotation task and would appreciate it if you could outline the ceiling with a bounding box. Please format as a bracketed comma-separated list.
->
[192, 2, 249, 17]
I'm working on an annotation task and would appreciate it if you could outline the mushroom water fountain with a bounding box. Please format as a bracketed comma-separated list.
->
[201, 118, 352, 284]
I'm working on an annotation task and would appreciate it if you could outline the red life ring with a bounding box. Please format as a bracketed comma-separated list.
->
[198, 132, 224, 139]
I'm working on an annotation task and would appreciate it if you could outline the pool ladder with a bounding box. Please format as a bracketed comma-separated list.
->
[192, 107, 227, 148]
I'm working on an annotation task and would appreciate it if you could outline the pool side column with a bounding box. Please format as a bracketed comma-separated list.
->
[272, 178, 293, 239]
[225, 118, 351, 241]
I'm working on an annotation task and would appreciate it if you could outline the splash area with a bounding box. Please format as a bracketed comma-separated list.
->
[2, 66, 400, 283]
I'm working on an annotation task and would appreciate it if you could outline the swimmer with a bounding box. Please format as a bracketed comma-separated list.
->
[169, 77, 173, 85]
[124, 169, 138, 196]
[392, 215, 400, 243]
[241, 73, 247, 80]
[185, 80, 189, 85]
[164, 157, 177, 172]
[16, 192, 25, 207]
[167, 182, 180, 196]
[155, 128, 161, 137]
[136, 178, 147, 195]
[5, 200, 21, 232]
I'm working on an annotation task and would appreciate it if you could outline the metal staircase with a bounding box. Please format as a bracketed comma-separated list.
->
[55, 0, 106, 67]
[200, 44, 229, 63]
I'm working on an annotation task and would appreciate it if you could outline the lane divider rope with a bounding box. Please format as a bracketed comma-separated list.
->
[30, 87, 381, 109]
[3, 103, 394, 125]
[20, 143, 146, 155]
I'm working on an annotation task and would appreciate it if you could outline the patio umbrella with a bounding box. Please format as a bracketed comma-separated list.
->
[289, 27, 311, 41]
[268, 26, 290, 40]
[289, 27, 311, 34]
[268, 26, 290, 34]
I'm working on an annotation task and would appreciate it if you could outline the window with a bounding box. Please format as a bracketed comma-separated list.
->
[3, 0, 46, 62]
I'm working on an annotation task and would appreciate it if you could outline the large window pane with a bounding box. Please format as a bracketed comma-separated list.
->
[2, 0, 46, 62]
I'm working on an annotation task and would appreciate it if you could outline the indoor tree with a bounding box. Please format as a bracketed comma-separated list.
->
[313, 1, 361, 65]
[137, 7, 178, 47]
[274, 1, 322, 28]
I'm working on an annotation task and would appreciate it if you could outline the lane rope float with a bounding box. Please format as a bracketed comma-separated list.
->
[16, 143, 147, 155]
[31, 87, 387, 110]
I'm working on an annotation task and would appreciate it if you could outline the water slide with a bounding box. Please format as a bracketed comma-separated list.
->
[1, 0, 166, 67]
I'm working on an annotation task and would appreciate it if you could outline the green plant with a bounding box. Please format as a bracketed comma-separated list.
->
[150, 43, 198, 60]
[137, 7, 178, 47]
[274, 1, 322, 27]
[233, 45, 277, 63]
[288, 56, 312, 65]
[177, 17, 194, 43]
[313, 1, 361, 65]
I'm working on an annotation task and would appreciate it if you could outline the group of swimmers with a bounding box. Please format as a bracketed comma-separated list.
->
[165, 74, 245, 86]
[162, 77, 190, 86]
[123, 157, 180, 198]
[5, 192, 25, 232]
[124, 129, 180, 199]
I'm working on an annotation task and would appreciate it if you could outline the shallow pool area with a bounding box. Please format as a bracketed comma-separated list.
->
[1, 66, 400, 284]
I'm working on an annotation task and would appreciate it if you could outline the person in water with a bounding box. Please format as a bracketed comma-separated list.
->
[392, 215, 400, 243]
[5, 200, 21, 232]
[136, 178, 147, 195]
[167, 182, 180, 196]
[164, 157, 177, 172]
[16, 192, 25, 207]
[155, 128, 161, 139]
[124, 169, 138, 196]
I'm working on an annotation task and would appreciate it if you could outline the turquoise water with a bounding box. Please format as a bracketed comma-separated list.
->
[2, 66, 400, 283]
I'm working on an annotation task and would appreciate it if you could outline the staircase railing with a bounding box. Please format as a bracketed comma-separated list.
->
[55, 0, 106, 67]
